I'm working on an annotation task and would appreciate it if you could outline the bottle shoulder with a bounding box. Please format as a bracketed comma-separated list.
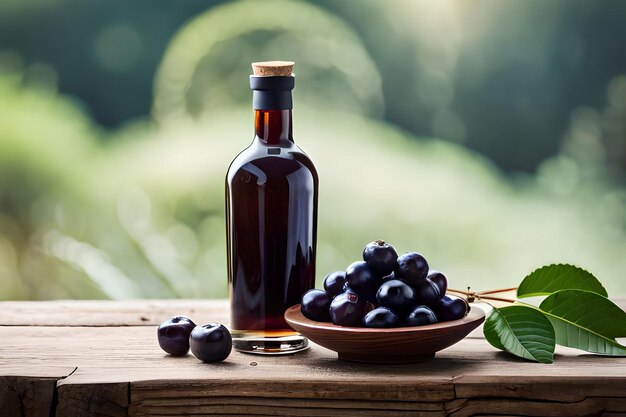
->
[226, 139, 317, 183]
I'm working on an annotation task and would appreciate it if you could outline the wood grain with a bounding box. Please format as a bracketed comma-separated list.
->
[0, 299, 227, 327]
[56, 383, 129, 417]
[447, 397, 626, 417]
[1, 299, 625, 417]
[0, 376, 58, 417]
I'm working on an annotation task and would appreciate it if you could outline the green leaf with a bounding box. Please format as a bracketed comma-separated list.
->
[484, 305, 555, 363]
[517, 264, 607, 298]
[539, 289, 626, 355]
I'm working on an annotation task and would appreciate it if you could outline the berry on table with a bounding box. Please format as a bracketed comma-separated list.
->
[189, 323, 232, 362]
[157, 316, 196, 356]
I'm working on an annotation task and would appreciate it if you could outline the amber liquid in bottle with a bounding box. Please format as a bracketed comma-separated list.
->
[226, 72, 318, 354]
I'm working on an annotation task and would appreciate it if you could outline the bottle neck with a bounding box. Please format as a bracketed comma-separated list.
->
[254, 109, 293, 145]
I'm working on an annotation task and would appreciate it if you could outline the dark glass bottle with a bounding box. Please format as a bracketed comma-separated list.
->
[226, 63, 318, 354]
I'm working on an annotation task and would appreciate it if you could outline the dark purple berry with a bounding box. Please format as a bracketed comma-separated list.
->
[413, 278, 442, 307]
[301, 289, 332, 322]
[362, 240, 398, 276]
[189, 323, 232, 362]
[157, 316, 196, 356]
[364, 307, 399, 328]
[433, 296, 469, 322]
[376, 279, 416, 314]
[427, 270, 448, 295]
[404, 306, 437, 326]
[394, 252, 429, 287]
[329, 292, 364, 326]
[345, 261, 379, 293]
[323, 271, 347, 297]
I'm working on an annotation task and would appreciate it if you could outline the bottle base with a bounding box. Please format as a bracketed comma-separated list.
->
[232, 334, 309, 355]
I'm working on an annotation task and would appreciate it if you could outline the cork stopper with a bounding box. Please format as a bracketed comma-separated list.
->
[251, 61, 294, 76]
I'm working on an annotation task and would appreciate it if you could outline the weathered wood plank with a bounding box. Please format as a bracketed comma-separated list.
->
[2, 325, 626, 389]
[454, 375, 626, 401]
[1, 299, 626, 417]
[129, 379, 453, 404]
[129, 396, 446, 413]
[447, 397, 626, 417]
[130, 400, 445, 417]
[4, 323, 626, 415]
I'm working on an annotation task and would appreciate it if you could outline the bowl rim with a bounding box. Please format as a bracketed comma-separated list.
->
[284, 304, 485, 333]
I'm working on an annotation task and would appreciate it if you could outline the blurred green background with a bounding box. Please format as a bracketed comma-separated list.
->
[1, 0, 626, 300]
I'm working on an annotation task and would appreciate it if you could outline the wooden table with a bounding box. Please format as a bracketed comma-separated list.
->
[1, 299, 625, 417]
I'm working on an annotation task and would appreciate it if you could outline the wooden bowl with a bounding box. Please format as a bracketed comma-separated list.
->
[284, 305, 485, 364]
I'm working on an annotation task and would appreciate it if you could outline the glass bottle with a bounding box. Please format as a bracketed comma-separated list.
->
[225, 62, 318, 354]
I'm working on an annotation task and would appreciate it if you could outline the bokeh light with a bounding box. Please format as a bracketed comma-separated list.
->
[1, 0, 625, 300]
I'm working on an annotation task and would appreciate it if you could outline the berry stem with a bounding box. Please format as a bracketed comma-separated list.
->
[447, 288, 517, 304]
[475, 294, 517, 303]
[448, 288, 471, 296]
[477, 287, 518, 296]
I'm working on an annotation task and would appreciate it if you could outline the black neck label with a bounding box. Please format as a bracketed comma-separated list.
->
[250, 76, 295, 110]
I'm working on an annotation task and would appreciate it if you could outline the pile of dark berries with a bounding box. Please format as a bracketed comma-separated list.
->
[157, 316, 232, 362]
[301, 240, 469, 328]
